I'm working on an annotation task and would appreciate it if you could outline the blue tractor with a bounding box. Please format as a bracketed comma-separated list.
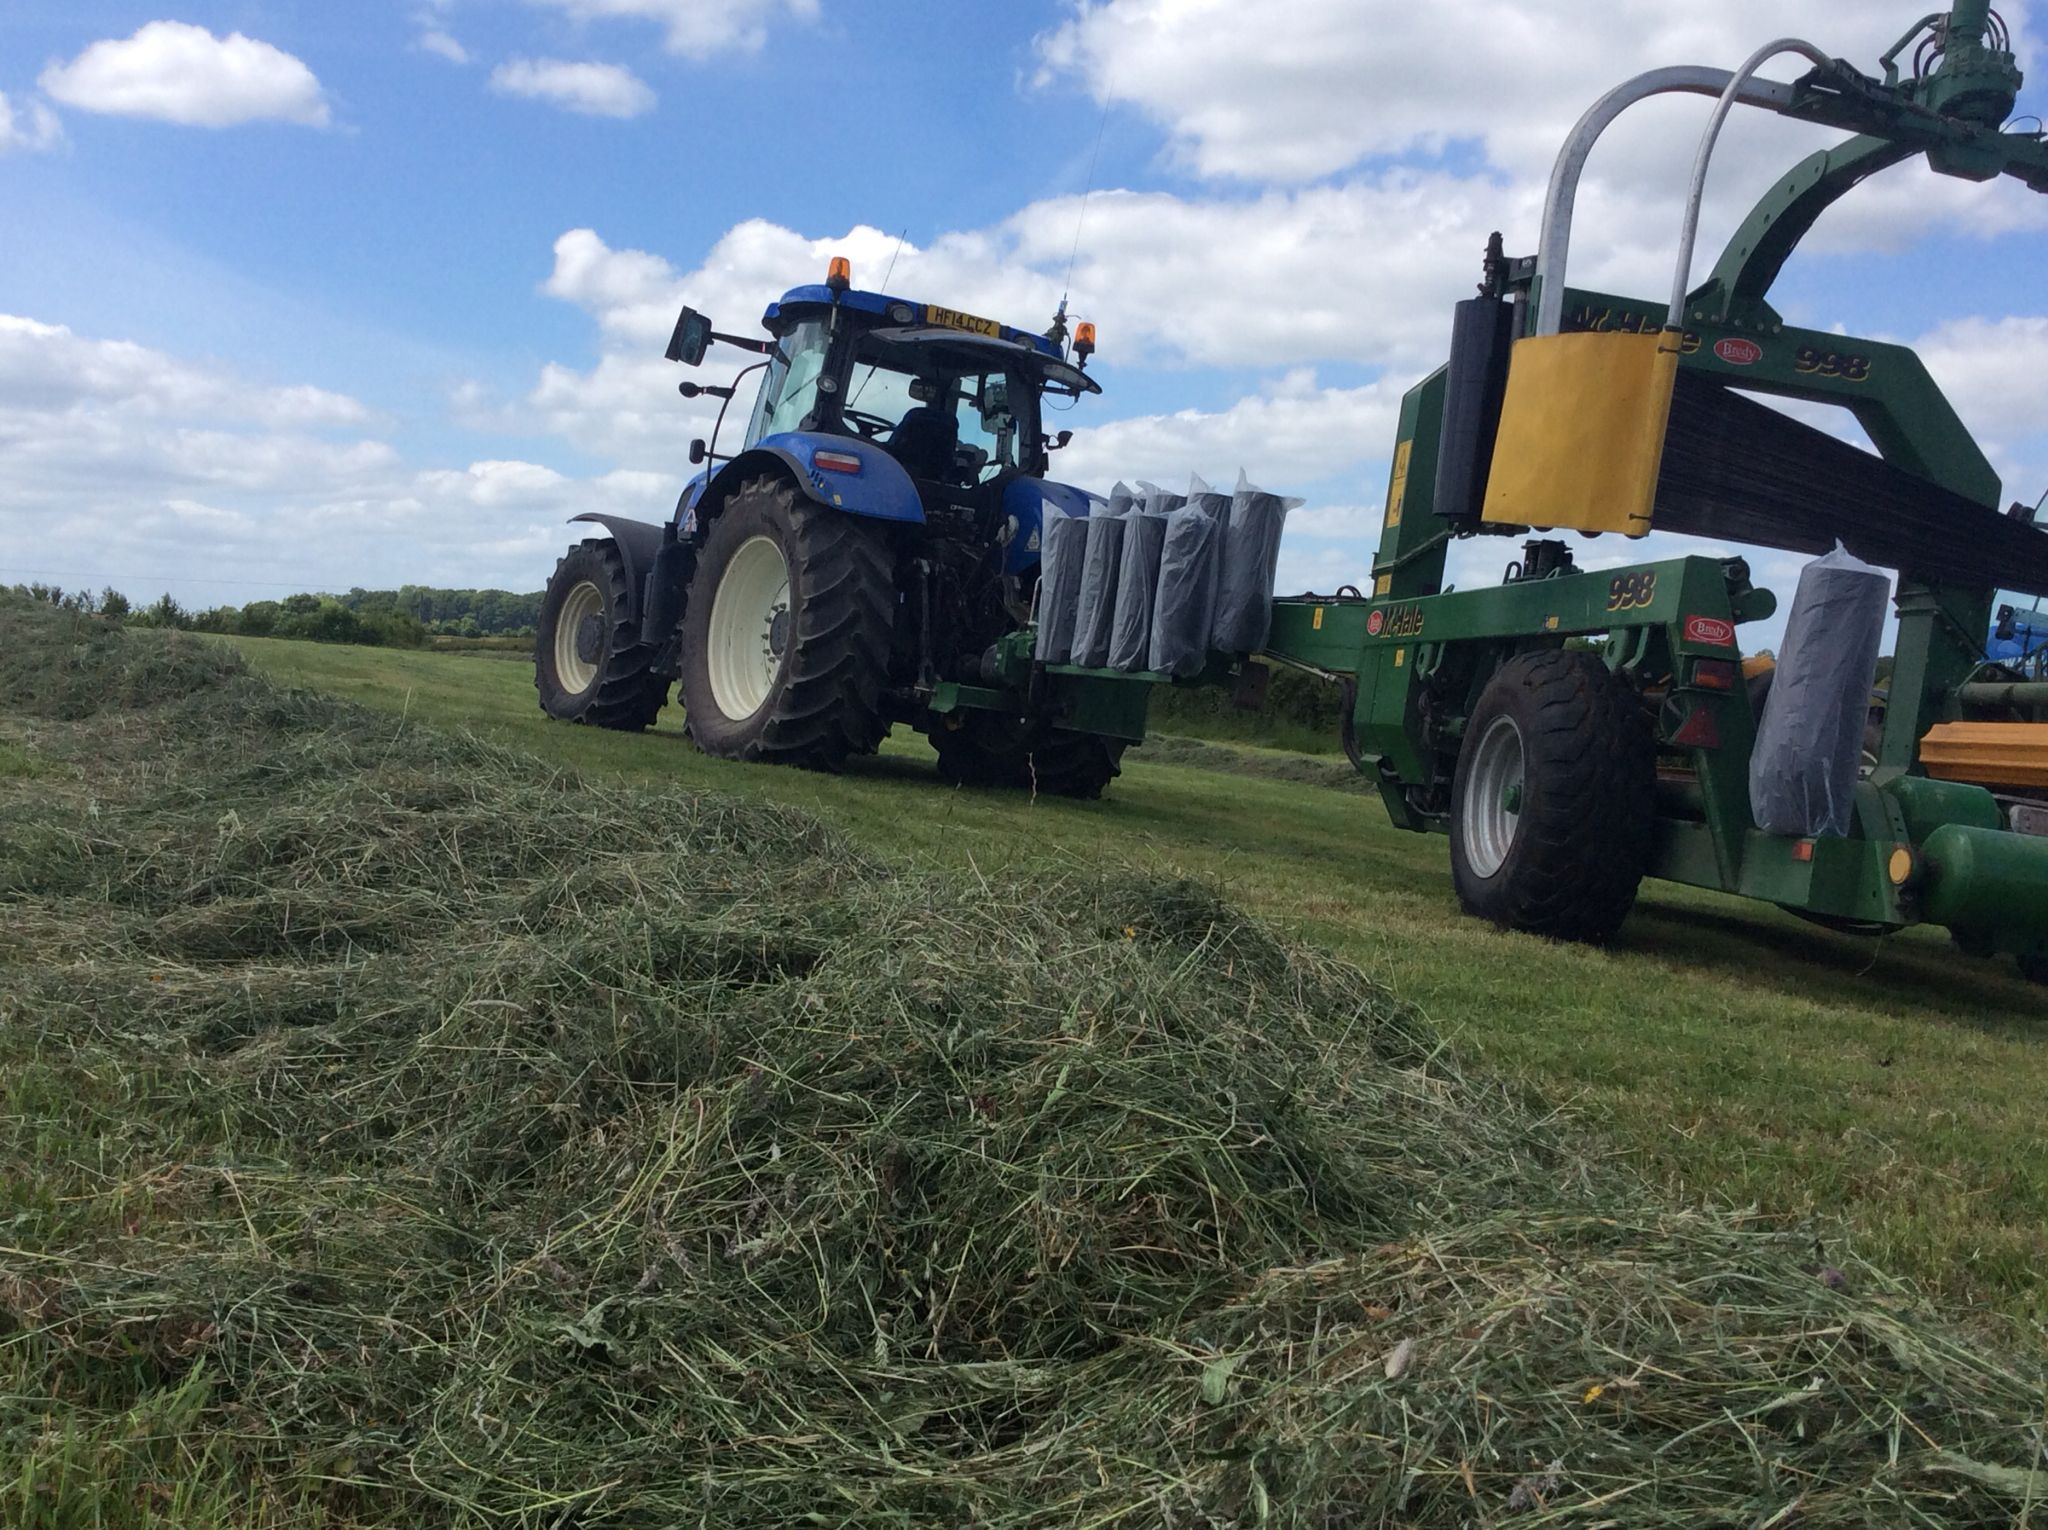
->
[533, 256, 1125, 796]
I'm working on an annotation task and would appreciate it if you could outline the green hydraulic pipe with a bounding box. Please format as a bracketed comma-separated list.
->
[1957, 681, 2048, 708]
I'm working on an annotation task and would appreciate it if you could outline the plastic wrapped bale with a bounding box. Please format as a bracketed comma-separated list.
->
[1106, 480, 1138, 518]
[1034, 504, 1090, 663]
[1137, 480, 1187, 517]
[1108, 510, 1169, 671]
[1181, 475, 1234, 631]
[1749, 543, 1890, 837]
[1148, 507, 1223, 677]
[1212, 470, 1303, 654]
[1072, 512, 1128, 668]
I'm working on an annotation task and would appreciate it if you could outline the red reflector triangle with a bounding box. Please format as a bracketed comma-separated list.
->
[1672, 706, 1721, 749]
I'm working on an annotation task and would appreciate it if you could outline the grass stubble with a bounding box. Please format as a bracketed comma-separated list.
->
[1, 597, 2043, 1526]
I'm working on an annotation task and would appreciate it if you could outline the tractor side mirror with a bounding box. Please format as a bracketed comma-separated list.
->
[689, 438, 708, 465]
[1997, 604, 2018, 642]
[666, 307, 713, 366]
[1049, 429, 1074, 450]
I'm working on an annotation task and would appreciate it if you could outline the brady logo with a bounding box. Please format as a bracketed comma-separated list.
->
[1713, 337, 1763, 367]
[1684, 614, 1736, 647]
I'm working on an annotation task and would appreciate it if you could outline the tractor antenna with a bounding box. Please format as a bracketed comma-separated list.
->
[879, 227, 907, 292]
[1060, 103, 1112, 314]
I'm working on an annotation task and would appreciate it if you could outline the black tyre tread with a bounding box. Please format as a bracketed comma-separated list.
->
[1451, 649, 1653, 943]
[534, 541, 668, 731]
[682, 477, 893, 770]
[933, 722, 1125, 800]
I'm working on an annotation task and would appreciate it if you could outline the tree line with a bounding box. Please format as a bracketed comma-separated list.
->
[6, 582, 544, 649]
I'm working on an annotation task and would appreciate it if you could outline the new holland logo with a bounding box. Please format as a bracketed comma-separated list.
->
[1713, 337, 1763, 366]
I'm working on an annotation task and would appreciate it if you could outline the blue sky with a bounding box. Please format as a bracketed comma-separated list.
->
[2, 0, 2045, 640]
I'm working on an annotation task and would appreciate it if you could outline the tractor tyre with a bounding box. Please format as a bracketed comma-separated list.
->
[1449, 649, 1654, 943]
[678, 476, 893, 770]
[534, 539, 669, 730]
[931, 714, 1125, 800]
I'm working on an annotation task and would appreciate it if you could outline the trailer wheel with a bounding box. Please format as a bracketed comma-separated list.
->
[534, 540, 669, 730]
[1449, 649, 1653, 942]
[931, 714, 1125, 800]
[679, 476, 893, 769]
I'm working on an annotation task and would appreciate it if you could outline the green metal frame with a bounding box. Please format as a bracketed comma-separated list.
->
[1263, 6, 2048, 963]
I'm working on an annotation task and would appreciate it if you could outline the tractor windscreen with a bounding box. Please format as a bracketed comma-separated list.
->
[843, 334, 1034, 486]
[743, 319, 830, 447]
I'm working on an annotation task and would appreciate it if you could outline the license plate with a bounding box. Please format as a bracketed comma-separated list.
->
[925, 303, 1001, 339]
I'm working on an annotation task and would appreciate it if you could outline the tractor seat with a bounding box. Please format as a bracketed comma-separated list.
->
[884, 406, 959, 482]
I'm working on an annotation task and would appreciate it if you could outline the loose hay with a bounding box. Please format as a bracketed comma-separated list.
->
[2, 599, 2044, 1526]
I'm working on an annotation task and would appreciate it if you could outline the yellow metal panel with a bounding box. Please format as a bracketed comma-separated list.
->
[1481, 330, 1681, 536]
[1920, 722, 2048, 790]
[1383, 439, 1412, 531]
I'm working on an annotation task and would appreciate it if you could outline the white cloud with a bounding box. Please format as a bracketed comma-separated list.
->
[418, 30, 470, 65]
[1058, 370, 1404, 488]
[0, 91, 64, 154]
[39, 21, 330, 129]
[525, 0, 820, 59]
[1034, 2, 2013, 186]
[0, 315, 370, 427]
[0, 310, 680, 601]
[490, 58, 656, 117]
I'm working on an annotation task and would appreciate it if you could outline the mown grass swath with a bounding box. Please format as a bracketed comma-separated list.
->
[1, 596, 2043, 1525]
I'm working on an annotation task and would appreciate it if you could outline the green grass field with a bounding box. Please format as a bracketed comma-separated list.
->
[229, 635, 2048, 1340]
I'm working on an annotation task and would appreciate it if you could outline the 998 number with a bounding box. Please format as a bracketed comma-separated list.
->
[1607, 570, 1657, 611]
[1794, 346, 1871, 382]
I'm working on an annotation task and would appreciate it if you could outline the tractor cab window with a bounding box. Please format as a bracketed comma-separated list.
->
[948, 371, 1019, 485]
[745, 318, 830, 446]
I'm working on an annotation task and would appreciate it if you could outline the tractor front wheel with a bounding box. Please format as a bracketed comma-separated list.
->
[678, 476, 894, 769]
[534, 539, 669, 730]
[1448, 649, 1654, 943]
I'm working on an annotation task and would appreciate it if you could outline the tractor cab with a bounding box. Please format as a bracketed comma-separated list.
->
[745, 290, 1098, 487]
[670, 265, 1100, 540]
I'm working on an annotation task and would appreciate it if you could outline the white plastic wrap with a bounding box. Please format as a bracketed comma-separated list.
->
[1749, 543, 1889, 837]
[1033, 505, 1089, 663]
[1137, 480, 1187, 517]
[1071, 511, 1128, 669]
[1184, 475, 1234, 641]
[1212, 469, 1301, 654]
[1147, 506, 1222, 677]
[1108, 510, 1168, 671]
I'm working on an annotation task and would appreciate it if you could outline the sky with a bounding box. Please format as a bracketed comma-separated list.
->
[2, 0, 2046, 646]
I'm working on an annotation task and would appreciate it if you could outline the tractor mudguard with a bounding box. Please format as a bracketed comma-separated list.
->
[690, 435, 924, 536]
[1001, 478, 1095, 576]
[567, 513, 665, 623]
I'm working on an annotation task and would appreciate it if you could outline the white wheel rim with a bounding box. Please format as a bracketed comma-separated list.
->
[553, 579, 606, 696]
[1462, 714, 1524, 879]
[706, 535, 791, 720]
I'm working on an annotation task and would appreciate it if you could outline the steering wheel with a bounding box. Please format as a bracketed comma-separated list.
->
[839, 407, 896, 441]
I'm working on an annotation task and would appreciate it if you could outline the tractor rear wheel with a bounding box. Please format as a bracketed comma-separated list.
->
[931, 714, 1125, 800]
[679, 476, 893, 770]
[534, 539, 669, 730]
[1449, 649, 1653, 942]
